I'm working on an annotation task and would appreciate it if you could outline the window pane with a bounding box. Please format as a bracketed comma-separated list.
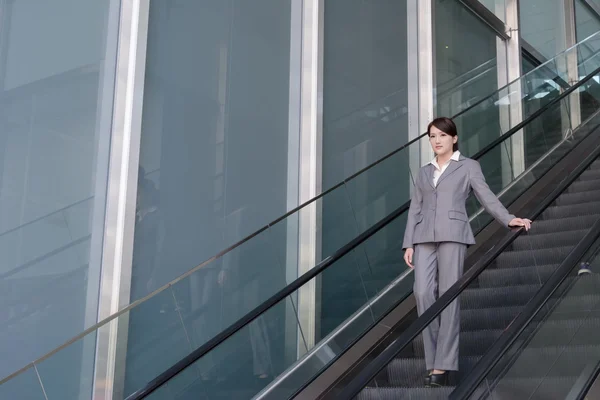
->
[576, 0, 600, 43]
[134, 0, 294, 300]
[320, 0, 409, 342]
[0, 0, 119, 380]
[520, 0, 567, 60]
[322, 0, 409, 188]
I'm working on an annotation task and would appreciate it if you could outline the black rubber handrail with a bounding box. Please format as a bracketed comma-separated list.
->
[126, 63, 600, 400]
[336, 122, 600, 399]
[450, 216, 600, 398]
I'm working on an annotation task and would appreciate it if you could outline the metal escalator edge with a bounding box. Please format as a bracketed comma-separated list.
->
[333, 128, 600, 400]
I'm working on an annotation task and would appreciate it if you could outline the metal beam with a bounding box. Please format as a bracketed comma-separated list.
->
[92, 0, 150, 399]
[296, 0, 324, 353]
[407, 0, 434, 175]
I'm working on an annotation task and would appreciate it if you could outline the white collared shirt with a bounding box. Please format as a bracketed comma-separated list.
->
[430, 151, 461, 187]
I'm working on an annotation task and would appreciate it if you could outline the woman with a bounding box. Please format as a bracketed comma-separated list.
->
[402, 117, 531, 387]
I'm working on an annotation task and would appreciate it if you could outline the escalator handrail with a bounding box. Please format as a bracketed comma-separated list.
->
[126, 63, 600, 400]
[450, 214, 600, 399]
[336, 119, 600, 400]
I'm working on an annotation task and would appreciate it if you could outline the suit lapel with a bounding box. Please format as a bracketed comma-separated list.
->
[436, 158, 464, 186]
[425, 164, 435, 189]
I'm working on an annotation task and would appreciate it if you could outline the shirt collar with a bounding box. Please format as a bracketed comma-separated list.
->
[430, 150, 461, 169]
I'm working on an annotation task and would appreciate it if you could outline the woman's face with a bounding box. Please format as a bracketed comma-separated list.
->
[429, 125, 457, 157]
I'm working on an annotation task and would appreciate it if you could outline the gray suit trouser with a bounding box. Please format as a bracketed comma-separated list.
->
[413, 242, 466, 371]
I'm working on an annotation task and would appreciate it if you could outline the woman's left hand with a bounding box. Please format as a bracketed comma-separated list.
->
[509, 218, 532, 231]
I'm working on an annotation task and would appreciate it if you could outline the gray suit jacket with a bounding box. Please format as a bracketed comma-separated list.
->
[402, 155, 515, 249]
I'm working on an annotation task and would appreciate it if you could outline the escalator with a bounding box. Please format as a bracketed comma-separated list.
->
[5, 34, 600, 400]
[348, 155, 600, 399]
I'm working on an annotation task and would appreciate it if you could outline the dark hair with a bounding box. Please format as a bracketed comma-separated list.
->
[427, 117, 459, 152]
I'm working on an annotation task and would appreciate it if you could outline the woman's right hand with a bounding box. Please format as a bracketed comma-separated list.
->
[404, 248, 414, 269]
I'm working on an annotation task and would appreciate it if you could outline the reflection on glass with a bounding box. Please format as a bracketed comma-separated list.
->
[0, 0, 119, 382]
[135, 0, 294, 300]
[520, 0, 568, 60]
[435, 0, 499, 120]
[0, 367, 46, 400]
[322, 0, 409, 188]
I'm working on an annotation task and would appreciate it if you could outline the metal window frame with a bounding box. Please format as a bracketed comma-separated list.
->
[296, 0, 324, 353]
[407, 0, 434, 175]
[92, 1, 150, 399]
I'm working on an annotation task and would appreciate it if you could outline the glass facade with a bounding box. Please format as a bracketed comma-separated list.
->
[0, 0, 119, 381]
[322, 0, 409, 189]
[320, 0, 409, 341]
[521, 0, 568, 60]
[435, 0, 504, 194]
[2, 0, 600, 397]
[133, 0, 294, 299]
[576, 0, 600, 42]
[126, 0, 295, 395]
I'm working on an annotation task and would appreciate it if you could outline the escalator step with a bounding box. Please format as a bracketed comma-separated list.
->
[541, 201, 600, 219]
[461, 306, 523, 331]
[578, 168, 600, 181]
[412, 329, 502, 357]
[555, 189, 600, 206]
[510, 230, 587, 251]
[385, 356, 480, 387]
[461, 284, 541, 309]
[357, 387, 454, 400]
[531, 215, 597, 234]
[478, 264, 559, 287]
[493, 246, 572, 269]
[566, 179, 600, 193]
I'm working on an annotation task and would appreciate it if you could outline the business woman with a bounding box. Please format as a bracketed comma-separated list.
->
[403, 117, 531, 387]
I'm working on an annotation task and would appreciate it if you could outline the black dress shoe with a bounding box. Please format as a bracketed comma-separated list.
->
[424, 371, 433, 387]
[429, 372, 449, 387]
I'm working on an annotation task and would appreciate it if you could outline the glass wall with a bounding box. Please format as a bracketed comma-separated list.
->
[520, 0, 567, 60]
[319, 0, 409, 340]
[0, 0, 119, 384]
[133, 0, 295, 299]
[321, 0, 409, 188]
[479, 0, 507, 22]
[435, 0, 502, 192]
[576, 0, 600, 43]
[127, 0, 295, 395]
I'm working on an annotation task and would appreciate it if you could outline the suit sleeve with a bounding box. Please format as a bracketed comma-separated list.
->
[469, 160, 515, 228]
[402, 172, 424, 249]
